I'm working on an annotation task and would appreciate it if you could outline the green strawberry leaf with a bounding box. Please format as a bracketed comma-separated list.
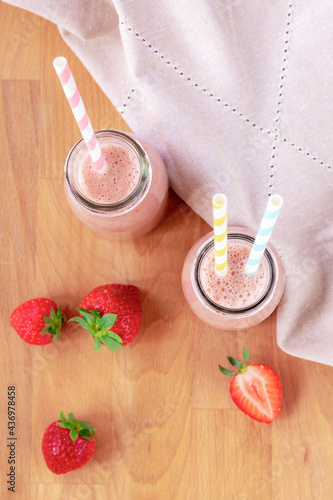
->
[94, 338, 103, 352]
[99, 313, 117, 329]
[41, 307, 66, 341]
[227, 356, 242, 368]
[70, 307, 122, 352]
[79, 421, 92, 427]
[105, 331, 123, 343]
[70, 429, 78, 441]
[57, 412, 95, 441]
[90, 310, 101, 319]
[79, 429, 90, 437]
[219, 348, 251, 377]
[68, 316, 91, 332]
[77, 308, 96, 325]
[102, 335, 124, 352]
[219, 366, 235, 376]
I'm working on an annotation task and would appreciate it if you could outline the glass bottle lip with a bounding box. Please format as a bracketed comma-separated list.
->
[193, 231, 276, 316]
[64, 129, 151, 215]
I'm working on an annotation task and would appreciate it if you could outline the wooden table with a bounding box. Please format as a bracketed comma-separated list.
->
[1, 4, 332, 499]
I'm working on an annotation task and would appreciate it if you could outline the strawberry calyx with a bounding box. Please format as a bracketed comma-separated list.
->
[69, 307, 123, 352]
[56, 411, 95, 441]
[41, 307, 66, 342]
[219, 347, 250, 376]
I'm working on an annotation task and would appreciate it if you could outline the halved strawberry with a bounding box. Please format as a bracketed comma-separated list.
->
[219, 348, 282, 423]
[10, 298, 66, 345]
[69, 284, 142, 352]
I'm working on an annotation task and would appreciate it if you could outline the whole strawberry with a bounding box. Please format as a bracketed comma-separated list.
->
[10, 298, 66, 345]
[70, 284, 142, 352]
[219, 348, 282, 423]
[42, 412, 95, 474]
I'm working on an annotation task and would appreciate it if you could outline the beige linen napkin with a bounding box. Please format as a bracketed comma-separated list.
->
[4, 0, 333, 365]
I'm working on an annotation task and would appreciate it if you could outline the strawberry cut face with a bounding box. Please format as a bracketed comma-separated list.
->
[219, 348, 282, 424]
[230, 365, 282, 423]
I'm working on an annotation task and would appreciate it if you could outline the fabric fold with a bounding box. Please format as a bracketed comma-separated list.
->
[4, 0, 333, 365]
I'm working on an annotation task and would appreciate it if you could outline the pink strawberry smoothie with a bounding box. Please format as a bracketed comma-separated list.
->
[78, 144, 140, 204]
[64, 130, 169, 240]
[200, 242, 269, 309]
[181, 228, 285, 330]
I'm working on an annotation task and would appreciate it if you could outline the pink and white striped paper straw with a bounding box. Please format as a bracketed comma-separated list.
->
[53, 56, 105, 171]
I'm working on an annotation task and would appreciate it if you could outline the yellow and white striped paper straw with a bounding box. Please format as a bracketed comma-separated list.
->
[212, 193, 228, 277]
[245, 194, 283, 275]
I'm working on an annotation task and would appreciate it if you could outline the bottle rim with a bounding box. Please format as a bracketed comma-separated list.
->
[193, 231, 276, 316]
[64, 129, 151, 215]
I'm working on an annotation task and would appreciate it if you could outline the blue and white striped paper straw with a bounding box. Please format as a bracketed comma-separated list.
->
[213, 193, 228, 277]
[245, 195, 283, 276]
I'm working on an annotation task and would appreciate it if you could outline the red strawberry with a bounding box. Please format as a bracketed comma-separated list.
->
[70, 284, 142, 352]
[42, 412, 95, 474]
[219, 348, 282, 423]
[10, 298, 66, 345]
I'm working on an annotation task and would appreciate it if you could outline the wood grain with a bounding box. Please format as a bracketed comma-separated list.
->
[1, 3, 333, 499]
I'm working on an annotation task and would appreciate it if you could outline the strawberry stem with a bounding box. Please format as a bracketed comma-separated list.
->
[219, 347, 250, 376]
[41, 307, 66, 341]
[69, 308, 123, 352]
[57, 411, 95, 441]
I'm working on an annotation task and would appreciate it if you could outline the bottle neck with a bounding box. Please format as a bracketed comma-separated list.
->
[65, 129, 151, 215]
[194, 232, 275, 315]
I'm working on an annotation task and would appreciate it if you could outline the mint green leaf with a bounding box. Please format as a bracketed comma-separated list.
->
[64, 422, 73, 430]
[79, 429, 90, 437]
[69, 316, 91, 332]
[50, 309, 57, 320]
[243, 348, 250, 363]
[94, 338, 102, 352]
[57, 422, 67, 428]
[70, 430, 78, 441]
[102, 336, 124, 352]
[60, 411, 66, 422]
[89, 310, 101, 319]
[219, 365, 235, 376]
[77, 308, 96, 325]
[43, 316, 53, 324]
[68, 413, 76, 422]
[99, 314, 117, 329]
[79, 421, 91, 427]
[40, 326, 52, 335]
[105, 332, 123, 344]
[227, 356, 242, 368]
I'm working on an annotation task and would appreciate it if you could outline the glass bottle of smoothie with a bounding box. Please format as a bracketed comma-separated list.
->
[181, 227, 285, 330]
[64, 129, 169, 240]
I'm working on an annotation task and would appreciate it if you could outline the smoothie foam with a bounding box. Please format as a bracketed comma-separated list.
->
[78, 144, 140, 204]
[200, 242, 269, 309]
